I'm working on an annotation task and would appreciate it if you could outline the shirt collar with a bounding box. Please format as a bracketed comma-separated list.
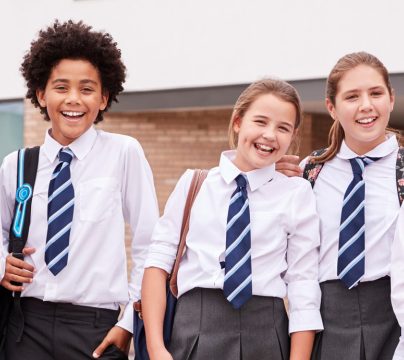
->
[337, 133, 398, 160]
[219, 150, 275, 192]
[43, 126, 97, 163]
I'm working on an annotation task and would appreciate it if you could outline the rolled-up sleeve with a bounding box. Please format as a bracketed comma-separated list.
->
[284, 181, 323, 333]
[391, 205, 404, 360]
[144, 169, 194, 273]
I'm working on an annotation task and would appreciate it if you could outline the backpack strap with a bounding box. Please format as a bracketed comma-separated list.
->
[8, 146, 40, 254]
[302, 148, 327, 188]
[396, 147, 404, 206]
[169, 169, 209, 297]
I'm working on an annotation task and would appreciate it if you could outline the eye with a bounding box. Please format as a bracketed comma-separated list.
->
[371, 90, 384, 97]
[81, 87, 94, 94]
[279, 126, 292, 133]
[254, 119, 266, 125]
[54, 85, 67, 92]
[345, 94, 358, 101]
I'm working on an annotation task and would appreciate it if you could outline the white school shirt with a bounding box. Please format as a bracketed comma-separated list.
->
[391, 205, 404, 360]
[0, 126, 159, 332]
[145, 150, 323, 333]
[300, 135, 400, 283]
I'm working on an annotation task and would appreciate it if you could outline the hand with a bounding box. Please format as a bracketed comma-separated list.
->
[93, 325, 131, 358]
[0, 247, 36, 291]
[275, 155, 303, 177]
[149, 347, 174, 360]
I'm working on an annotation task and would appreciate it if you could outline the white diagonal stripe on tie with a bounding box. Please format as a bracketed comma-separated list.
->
[51, 162, 69, 180]
[48, 198, 74, 224]
[338, 224, 365, 256]
[226, 198, 249, 231]
[63, 148, 74, 157]
[48, 179, 72, 203]
[342, 180, 364, 206]
[355, 158, 365, 172]
[47, 247, 69, 270]
[225, 224, 250, 257]
[340, 201, 365, 231]
[229, 191, 242, 206]
[45, 223, 72, 250]
[227, 274, 252, 302]
[338, 250, 365, 279]
[224, 249, 251, 281]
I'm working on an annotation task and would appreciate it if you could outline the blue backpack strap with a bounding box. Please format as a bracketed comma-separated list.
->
[302, 148, 327, 188]
[396, 147, 404, 206]
[8, 146, 40, 254]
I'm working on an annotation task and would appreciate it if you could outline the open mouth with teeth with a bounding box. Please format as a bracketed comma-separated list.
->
[356, 117, 377, 125]
[254, 143, 274, 153]
[61, 111, 85, 119]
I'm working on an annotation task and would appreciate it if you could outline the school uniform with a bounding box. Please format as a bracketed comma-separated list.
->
[145, 150, 323, 360]
[391, 205, 404, 360]
[302, 135, 401, 360]
[0, 126, 159, 359]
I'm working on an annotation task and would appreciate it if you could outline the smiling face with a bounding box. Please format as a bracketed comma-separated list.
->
[327, 64, 394, 155]
[36, 59, 108, 146]
[232, 93, 296, 172]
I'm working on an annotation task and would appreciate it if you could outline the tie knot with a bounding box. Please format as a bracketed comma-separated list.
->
[235, 174, 248, 189]
[349, 156, 380, 176]
[59, 148, 74, 164]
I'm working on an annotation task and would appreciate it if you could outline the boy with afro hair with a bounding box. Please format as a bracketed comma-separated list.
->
[0, 20, 158, 359]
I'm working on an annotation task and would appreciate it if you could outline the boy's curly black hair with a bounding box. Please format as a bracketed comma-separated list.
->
[20, 20, 126, 123]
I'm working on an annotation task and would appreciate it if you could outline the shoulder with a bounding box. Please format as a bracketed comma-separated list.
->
[274, 171, 311, 191]
[1, 150, 19, 169]
[96, 130, 147, 165]
[97, 130, 143, 151]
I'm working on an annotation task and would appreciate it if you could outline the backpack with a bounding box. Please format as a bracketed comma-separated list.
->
[0, 146, 40, 353]
[302, 147, 404, 206]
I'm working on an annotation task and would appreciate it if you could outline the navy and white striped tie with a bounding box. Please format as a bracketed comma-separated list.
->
[338, 156, 379, 289]
[223, 174, 252, 309]
[45, 148, 75, 275]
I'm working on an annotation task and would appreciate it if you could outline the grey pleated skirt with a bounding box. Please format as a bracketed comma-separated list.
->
[311, 276, 400, 360]
[168, 288, 289, 360]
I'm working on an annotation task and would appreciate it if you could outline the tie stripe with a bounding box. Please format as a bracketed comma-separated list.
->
[337, 156, 380, 288]
[45, 148, 75, 276]
[226, 198, 249, 230]
[223, 174, 252, 309]
[225, 224, 251, 256]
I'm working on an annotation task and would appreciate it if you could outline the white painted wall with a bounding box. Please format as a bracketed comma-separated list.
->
[1, 0, 403, 99]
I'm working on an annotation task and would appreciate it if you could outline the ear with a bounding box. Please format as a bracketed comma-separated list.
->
[325, 98, 336, 121]
[99, 91, 109, 111]
[390, 89, 395, 112]
[36, 89, 46, 107]
[233, 116, 241, 133]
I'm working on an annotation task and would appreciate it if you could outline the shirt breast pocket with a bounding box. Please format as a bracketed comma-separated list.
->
[79, 177, 120, 222]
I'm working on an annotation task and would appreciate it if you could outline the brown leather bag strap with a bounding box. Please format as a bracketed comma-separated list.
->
[169, 169, 208, 297]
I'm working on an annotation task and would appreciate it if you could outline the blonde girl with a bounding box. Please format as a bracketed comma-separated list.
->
[141, 78, 323, 360]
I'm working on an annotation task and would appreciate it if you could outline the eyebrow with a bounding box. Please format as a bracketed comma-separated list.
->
[342, 85, 386, 94]
[51, 79, 99, 85]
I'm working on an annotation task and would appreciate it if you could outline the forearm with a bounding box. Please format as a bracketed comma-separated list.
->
[290, 330, 315, 360]
[141, 267, 170, 356]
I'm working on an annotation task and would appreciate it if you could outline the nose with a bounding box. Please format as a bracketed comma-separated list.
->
[65, 89, 81, 105]
[359, 94, 373, 112]
[262, 127, 276, 141]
